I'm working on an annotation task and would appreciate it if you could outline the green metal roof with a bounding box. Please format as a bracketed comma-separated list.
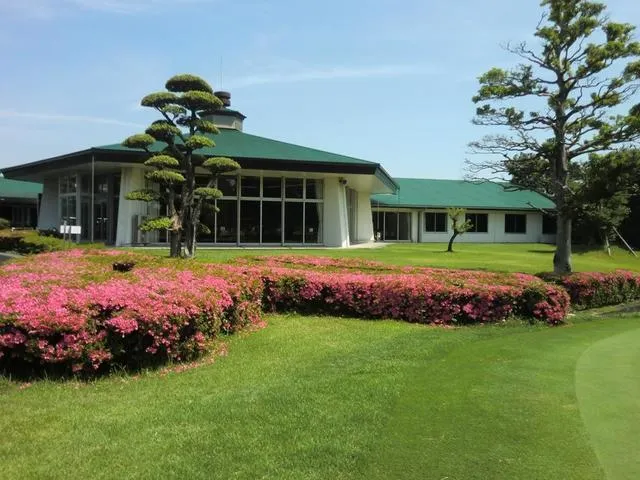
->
[96, 128, 375, 166]
[0, 177, 42, 200]
[371, 178, 555, 211]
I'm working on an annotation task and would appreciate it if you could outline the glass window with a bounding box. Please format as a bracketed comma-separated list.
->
[218, 176, 238, 197]
[263, 177, 282, 198]
[505, 214, 527, 234]
[81, 175, 91, 194]
[240, 200, 260, 243]
[284, 202, 303, 242]
[241, 176, 260, 198]
[285, 178, 304, 199]
[398, 213, 411, 240]
[542, 214, 557, 234]
[384, 212, 398, 240]
[61, 196, 77, 225]
[262, 201, 282, 243]
[425, 212, 447, 232]
[466, 213, 488, 233]
[61, 175, 77, 194]
[306, 179, 324, 199]
[372, 211, 383, 239]
[216, 199, 237, 243]
[305, 203, 323, 243]
[199, 203, 216, 243]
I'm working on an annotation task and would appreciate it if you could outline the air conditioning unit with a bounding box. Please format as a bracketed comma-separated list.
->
[131, 214, 147, 245]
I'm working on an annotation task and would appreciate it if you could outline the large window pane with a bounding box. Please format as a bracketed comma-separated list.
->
[61, 196, 77, 225]
[216, 199, 237, 243]
[218, 176, 238, 197]
[199, 203, 216, 242]
[284, 202, 303, 242]
[399, 213, 411, 240]
[372, 211, 382, 239]
[305, 203, 323, 243]
[306, 179, 324, 199]
[384, 212, 398, 240]
[466, 213, 488, 233]
[285, 178, 303, 199]
[240, 200, 260, 243]
[505, 214, 526, 234]
[262, 201, 282, 243]
[241, 176, 260, 198]
[263, 177, 282, 198]
[542, 214, 557, 234]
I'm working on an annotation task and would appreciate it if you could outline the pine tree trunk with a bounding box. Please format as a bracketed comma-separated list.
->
[553, 190, 572, 274]
[169, 230, 181, 258]
[603, 233, 611, 256]
[447, 232, 459, 252]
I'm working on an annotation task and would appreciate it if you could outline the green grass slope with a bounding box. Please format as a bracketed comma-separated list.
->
[2, 314, 640, 479]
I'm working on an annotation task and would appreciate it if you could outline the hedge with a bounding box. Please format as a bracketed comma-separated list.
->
[538, 270, 640, 310]
[0, 251, 263, 375]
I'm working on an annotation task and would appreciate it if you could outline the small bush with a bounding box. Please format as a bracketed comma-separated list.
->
[0, 230, 103, 254]
[538, 270, 640, 309]
[0, 218, 10, 230]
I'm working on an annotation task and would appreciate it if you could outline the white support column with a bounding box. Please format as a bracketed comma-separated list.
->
[322, 177, 350, 247]
[116, 167, 148, 246]
[356, 190, 374, 243]
[37, 177, 59, 230]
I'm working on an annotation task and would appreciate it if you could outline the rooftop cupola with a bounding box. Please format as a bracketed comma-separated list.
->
[202, 91, 246, 131]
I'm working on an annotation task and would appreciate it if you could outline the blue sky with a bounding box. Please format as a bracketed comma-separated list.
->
[1, 0, 639, 178]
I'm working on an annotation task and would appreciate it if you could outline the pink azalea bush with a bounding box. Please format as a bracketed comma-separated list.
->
[538, 270, 640, 309]
[0, 251, 577, 377]
[0, 251, 263, 375]
[258, 267, 570, 325]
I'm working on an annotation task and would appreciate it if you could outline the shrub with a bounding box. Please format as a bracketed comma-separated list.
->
[0, 218, 10, 230]
[260, 267, 570, 325]
[0, 230, 104, 254]
[538, 270, 640, 309]
[0, 251, 263, 375]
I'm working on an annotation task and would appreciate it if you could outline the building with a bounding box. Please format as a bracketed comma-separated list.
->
[0, 175, 42, 228]
[371, 178, 556, 244]
[1, 94, 555, 246]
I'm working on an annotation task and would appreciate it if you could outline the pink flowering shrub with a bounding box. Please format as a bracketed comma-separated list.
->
[0, 251, 263, 375]
[259, 266, 570, 325]
[538, 270, 640, 309]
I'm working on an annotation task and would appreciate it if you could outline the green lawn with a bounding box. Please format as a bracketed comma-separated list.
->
[2, 313, 640, 479]
[135, 243, 640, 273]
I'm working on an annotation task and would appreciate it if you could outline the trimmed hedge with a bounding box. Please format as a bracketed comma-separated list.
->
[538, 270, 640, 310]
[260, 268, 570, 325]
[0, 251, 263, 375]
[0, 231, 75, 254]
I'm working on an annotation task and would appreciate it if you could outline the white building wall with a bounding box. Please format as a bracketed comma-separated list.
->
[116, 167, 150, 246]
[377, 208, 556, 244]
[323, 177, 350, 247]
[355, 190, 374, 243]
[37, 177, 59, 230]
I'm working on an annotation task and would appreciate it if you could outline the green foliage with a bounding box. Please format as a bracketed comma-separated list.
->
[0, 231, 103, 254]
[194, 187, 222, 199]
[145, 170, 185, 184]
[447, 208, 472, 234]
[140, 92, 178, 108]
[0, 218, 10, 230]
[144, 154, 180, 169]
[145, 121, 182, 142]
[139, 217, 173, 232]
[165, 74, 213, 94]
[185, 135, 215, 150]
[203, 156, 240, 174]
[125, 189, 160, 202]
[122, 134, 156, 150]
[194, 119, 220, 134]
[176, 90, 223, 112]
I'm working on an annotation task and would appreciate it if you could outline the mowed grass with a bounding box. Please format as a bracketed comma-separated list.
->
[135, 243, 640, 273]
[2, 313, 640, 479]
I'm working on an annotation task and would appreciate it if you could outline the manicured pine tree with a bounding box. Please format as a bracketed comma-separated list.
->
[122, 74, 240, 258]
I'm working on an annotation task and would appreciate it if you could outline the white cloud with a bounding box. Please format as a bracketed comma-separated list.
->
[0, 110, 145, 128]
[228, 64, 442, 89]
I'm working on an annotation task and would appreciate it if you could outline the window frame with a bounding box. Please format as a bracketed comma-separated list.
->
[465, 213, 489, 233]
[504, 213, 527, 234]
[424, 211, 448, 233]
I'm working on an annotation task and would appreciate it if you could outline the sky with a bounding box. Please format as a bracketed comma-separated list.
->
[0, 0, 639, 179]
